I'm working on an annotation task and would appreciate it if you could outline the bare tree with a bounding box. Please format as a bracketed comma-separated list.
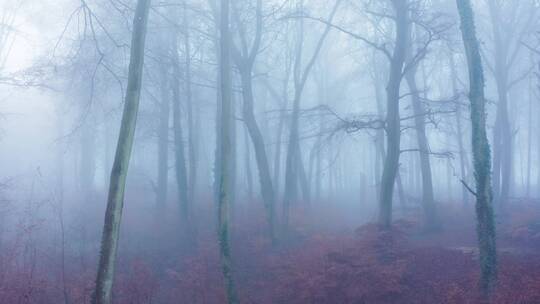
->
[282, 0, 342, 231]
[485, 0, 538, 205]
[378, 0, 410, 228]
[231, 0, 276, 241]
[92, 0, 151, 303]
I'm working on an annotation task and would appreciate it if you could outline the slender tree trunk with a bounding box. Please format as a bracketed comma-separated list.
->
[296, 140, 311, 204]
[526, 85, 532, 197]
[405, 66, 437, 229]
[273, 107, 285, 195]
[378, 0, 409, 228]
[487, 1, 512, 206]
[238, 69, 276, 241]
[537, 60, 540, 198]
[283, 0, 341, 230]
[315, 138, 323, 201]
[315, 104, 324, 202]
[172, 30, 190, 225]
[244, 127, 254, 201]
[456, 0, 498, 293]
[283, 92, 301, 229]
[156, 64, 170, 208]
[92, 0, 151, 302]
[372, 55, 386, 204]
[218, 0, 239, 302]
[450, 53, 471, 206]
[184, 4, 198, 205]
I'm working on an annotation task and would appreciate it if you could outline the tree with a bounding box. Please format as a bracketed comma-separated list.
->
[182, 2, 199, 205]
[156, 43, 170, 208]
[171, 16, 190, 227]
[455, 0, 497, 294]
[404, 54, 438, 230]
[378, 0, 410, 228]
[231, 0, 277, 242]
[449, 51, 472, 206]
[282, 0, 342, 231]
[92, 0, 151, 303]
[485, 0, 538, 205]
[217, 0, 239, 302]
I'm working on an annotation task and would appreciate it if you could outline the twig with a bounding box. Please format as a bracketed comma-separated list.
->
[460, 179, 477, 197]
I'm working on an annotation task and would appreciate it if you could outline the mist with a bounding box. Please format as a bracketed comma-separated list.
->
[0, 0, 540, 303]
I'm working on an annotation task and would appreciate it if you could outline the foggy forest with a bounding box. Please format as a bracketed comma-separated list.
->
[0, 0, 540, 303]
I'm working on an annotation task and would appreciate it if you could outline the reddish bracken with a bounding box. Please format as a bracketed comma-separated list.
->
[2, 201, 540, 303]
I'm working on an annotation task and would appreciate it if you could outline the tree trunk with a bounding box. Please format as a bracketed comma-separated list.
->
[378, 0, 409, 228]
[450, 53, 471, 206]
[172, 30, 190, 225]
[456, 0, 498, 294]
[296, 140, 311, 204]
[244, 126, 254, 201]
[92, 0, 151, 302]
[183, 3, 198, 205]
[218, 0, 239, 302]
[239, 68, 276, 241]
[282, 0, 341, 230]
[273, 104, 285, 196]
[526, 87, 532, 197]
[156, 64, 170, 208]
[537, 60, 540, 198]
[405, 67, 438, 230]
[487, 1, 513, 206]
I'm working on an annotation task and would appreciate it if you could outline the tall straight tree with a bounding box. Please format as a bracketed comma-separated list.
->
[456, 0, 498, 294]
[183, 2, 198, 205]
[156, 49, 170, 208]
[92, 0, 151, 303]
[171, 20, 190, 226]
[378, 0, 409, 228]
[218, 0, 239, 302]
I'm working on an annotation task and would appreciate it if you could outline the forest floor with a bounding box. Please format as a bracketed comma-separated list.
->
[166, 200, 540, 304]
[3, 196, 540, 303]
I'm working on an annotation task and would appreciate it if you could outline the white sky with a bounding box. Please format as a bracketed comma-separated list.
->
[0, 0, 71, 183]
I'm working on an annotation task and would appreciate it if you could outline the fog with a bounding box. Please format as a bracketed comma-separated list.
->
[0, 0, 539, 303]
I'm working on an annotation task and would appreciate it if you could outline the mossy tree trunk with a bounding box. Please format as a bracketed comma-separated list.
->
[456, 0, 498, 294]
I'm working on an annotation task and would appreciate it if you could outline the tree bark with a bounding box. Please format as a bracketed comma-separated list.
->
[92, 0, 151, 303]
[456, 0, 498, 294]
